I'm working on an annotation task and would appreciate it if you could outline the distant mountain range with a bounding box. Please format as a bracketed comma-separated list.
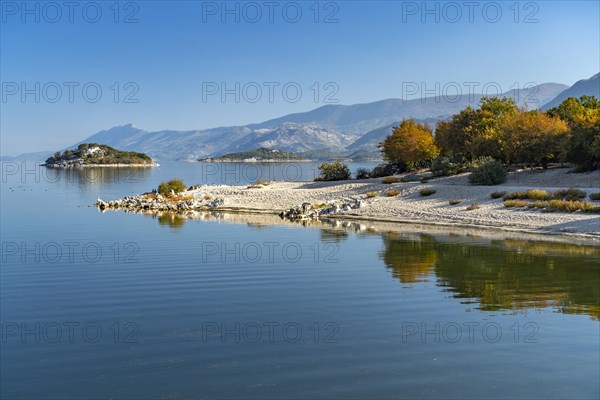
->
[4, 73, 598, 162]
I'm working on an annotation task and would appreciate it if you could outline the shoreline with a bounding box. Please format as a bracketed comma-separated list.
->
[97, 168, 600, 243]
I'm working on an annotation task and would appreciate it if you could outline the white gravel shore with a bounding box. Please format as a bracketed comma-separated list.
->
[187, 168, 600, 240]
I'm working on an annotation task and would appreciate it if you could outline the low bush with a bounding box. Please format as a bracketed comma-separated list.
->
[466, 204, 480, 211]
[468, 157, 507, 185]
[544, 200, 600, 213]
[370, 162, 406, 178]
[526, 189, 550, 200]
[387, 189, 400, 197]
[316, 161, 351, 181]
[590, 193, 600, 201]
[203, 194, 212, 201]
[430, 156, 460, 177]
[157, 178, 186, 196]
[365, 191, 379, 198]
[419, 187, 436, 196]
[401, 175, 421, 183]
[490, 191, 507, 199]
[504, 200, 529, 208]
[419, 176, 429, 183]
[551, 188, 587, 201]
[256, 179, 270, 186]
[503, 191, 528, 200]
[382, 176, 399, 184]
[355, 167, 371, 180]
[246, 184, 263, 189]
[448, 199, 461, 205]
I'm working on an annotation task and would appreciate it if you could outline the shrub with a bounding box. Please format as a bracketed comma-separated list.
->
[355, 167, 371, 180]
[365, 191, 379, 198]
[400, 174, 421, 183]
[382, 176, 398, 184]
[387, 189, 400, 197]
[370, 162, 406, 178]
[419, 176, 429, 183]
[316, 161, 351, 181]
[157, 178, 186, 196]
[590, 192, 600, 201]
[526, 189, 550, 200]
[430, 156, 460, 177]
[468, 157, 507, 185]
[466, 204, 480, 211]
[503, 191, 529, 200]
[256, 179, 270, 186]
[448, 199, 461, 205]
[419, 187, 436, 196]
[504, 200, 529, 208]
[203, 194, 212, 201]
[551, 188, 587, 201]
[490, 191, 507, 199]
[246, 184, 263, 189]
[544, 200, 600, 213]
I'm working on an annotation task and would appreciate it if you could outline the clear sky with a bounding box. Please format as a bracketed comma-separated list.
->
[1, 0, 599, 155]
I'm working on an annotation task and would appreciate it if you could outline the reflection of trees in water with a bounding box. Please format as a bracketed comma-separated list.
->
[380, 233, 600, 320]
[319, 228, 349, 243]
[157, 213, 186, 229]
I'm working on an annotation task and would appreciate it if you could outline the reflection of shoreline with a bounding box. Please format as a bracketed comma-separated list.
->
[110, 207, 600, 246]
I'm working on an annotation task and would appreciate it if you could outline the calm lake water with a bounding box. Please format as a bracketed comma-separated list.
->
[1, 162, 599, 399]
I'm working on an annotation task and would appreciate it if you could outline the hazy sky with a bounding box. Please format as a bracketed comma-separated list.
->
[1, 0, 599, 155]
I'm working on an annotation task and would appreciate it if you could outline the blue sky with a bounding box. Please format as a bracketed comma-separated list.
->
[1, 0, 599, 155]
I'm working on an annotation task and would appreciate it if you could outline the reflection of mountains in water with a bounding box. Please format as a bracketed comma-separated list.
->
[137, 210, 600, 320]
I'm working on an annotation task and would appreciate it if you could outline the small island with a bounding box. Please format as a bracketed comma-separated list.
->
[199, 147, 311, 162]
[43, 143, 158, 168]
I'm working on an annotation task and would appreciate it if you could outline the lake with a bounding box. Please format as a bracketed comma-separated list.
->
[1, 161, 599, 399]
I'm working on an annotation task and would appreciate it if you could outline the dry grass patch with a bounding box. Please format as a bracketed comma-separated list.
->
[382, 177, 398, 184]
[365, 191, 379, 198]
[490, 191, 507, 199]
[448, 199, 461, 205]
[419, 187, 436, 196]
[246, 184, 263, 189]
[203, 194, 212, 201]
[387, 189, 400, 197]
[504, 200, 529, 208]
[465, 204, 480, 211]
[255, 179, 270, 186]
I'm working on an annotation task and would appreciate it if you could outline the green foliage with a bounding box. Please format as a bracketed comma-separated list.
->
[468, 157, 507, 185]
[316, 161, 351, 181]
[380, 119, 440, 170]
[45, 143, 153, 165]
[430, 156, 461, 177]
[370, 163, 406, 178]
[590, 193, 600, 201]
[355, 167, 371, 180]
[158, 178, 186, 196]
[214, 147, 305, 161]
[419, 187, 436, 196]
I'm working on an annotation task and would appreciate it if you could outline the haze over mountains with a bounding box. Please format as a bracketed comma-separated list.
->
[4, 73, 598, 162]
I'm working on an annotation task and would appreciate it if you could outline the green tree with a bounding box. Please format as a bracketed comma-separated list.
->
[548, 96, 600, 170]
[380, 119, 439, 170]
[316, 161, 351, 181]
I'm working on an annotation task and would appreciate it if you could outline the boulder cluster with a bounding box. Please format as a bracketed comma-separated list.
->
[280, 199, 364, 220]
[96, 193, 227, 212]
